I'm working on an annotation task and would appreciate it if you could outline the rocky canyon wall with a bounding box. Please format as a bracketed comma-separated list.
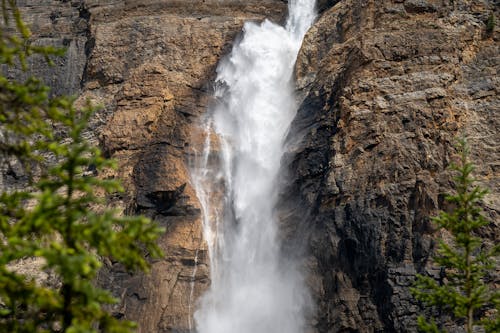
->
[282, 0, 499, 331]
[10, 0, 499, 332]
[14, 1, 287, 332]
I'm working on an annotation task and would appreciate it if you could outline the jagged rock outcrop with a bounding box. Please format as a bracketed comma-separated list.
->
[281, 0, 499, 331]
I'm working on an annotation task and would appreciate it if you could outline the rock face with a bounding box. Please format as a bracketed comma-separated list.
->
[80, 2, 288, 332]
[282, 0, 499, 331]
[15, 1, 287, 332]
[8, 0, 89, 96]
[12, 0, 499, 332]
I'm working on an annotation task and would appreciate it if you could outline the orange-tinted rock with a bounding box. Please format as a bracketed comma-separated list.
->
[15, 1, 288, 332]
[82, 2, 288, 332]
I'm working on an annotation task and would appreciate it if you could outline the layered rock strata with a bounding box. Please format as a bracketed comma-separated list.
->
[83, 2, 287, 332]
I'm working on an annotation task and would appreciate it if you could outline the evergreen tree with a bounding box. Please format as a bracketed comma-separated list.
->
[411, 139, 499, 333]
[0, 1, 163, 332]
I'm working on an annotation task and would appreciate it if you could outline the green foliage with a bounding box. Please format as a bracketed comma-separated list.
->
[0, 2, 163, 332]
[411, 139, 499, 333]
[486, 12, 495, 34]
[417, 317, 442, 333]
[0, 0, 64, 69]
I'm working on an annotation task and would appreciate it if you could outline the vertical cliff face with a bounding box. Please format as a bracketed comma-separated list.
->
[15, 1, 288, 332]
[8, 0, 89, 97]
[81, 2, 288, 332]
[283, 0, 499, 331]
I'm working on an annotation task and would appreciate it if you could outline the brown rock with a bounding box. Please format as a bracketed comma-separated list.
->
[14, 1, 288, 332]
[281, 0, 499, 331]
[82, 2, 288, 331]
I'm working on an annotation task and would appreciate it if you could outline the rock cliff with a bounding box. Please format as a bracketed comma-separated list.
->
[283, 0, 499, 331]
[80, 2, 287, 332]
[11, 0, 499, 332]
[15, 1, 287, 332]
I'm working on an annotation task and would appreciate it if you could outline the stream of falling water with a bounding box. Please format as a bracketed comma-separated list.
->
[191, 1, 316, 332]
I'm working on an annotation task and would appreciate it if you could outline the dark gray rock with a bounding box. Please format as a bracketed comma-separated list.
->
[280, 0, 499, 331]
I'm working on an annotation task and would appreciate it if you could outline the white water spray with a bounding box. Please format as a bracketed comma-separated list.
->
[191, 1, 316, 332]
[188, 249, 200, 331]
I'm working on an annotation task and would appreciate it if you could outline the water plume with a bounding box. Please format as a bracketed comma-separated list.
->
[191, 1, 316, 332]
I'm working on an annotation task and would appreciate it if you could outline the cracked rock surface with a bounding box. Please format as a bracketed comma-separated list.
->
[281, 0, 499, 331]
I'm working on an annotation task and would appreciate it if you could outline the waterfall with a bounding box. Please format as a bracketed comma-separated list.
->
[191, 1, 316, 332]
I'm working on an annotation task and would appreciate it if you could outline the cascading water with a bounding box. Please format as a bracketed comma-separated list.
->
[191, 1, 316, 332]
